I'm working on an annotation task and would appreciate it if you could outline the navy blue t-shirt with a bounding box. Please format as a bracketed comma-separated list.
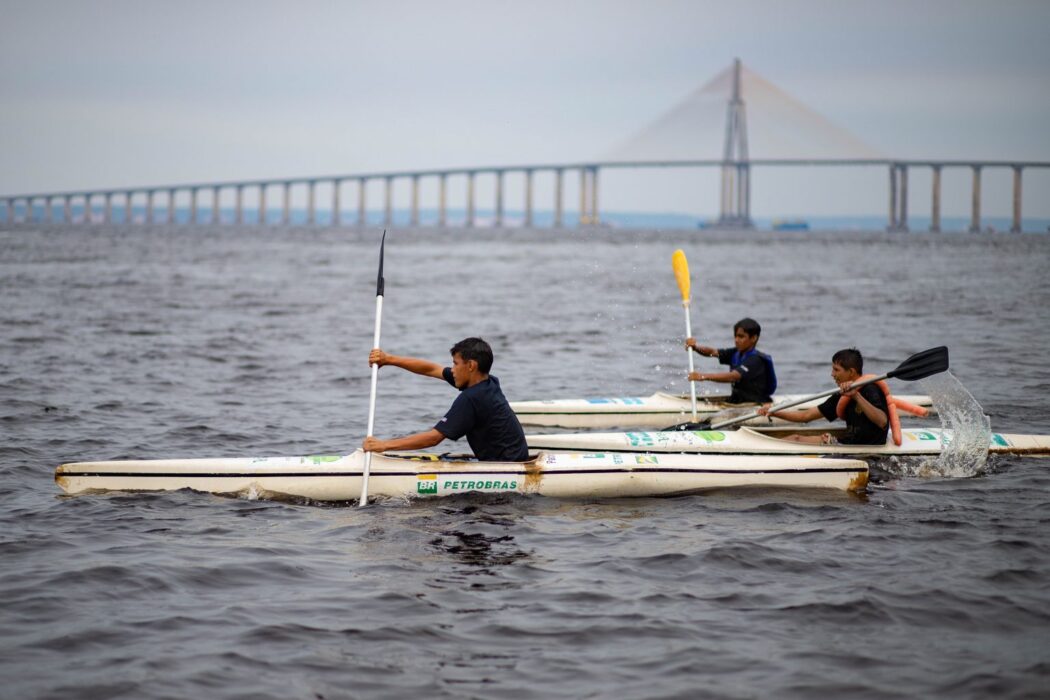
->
[817, 384, 890, 445]
[434, 368, 529, 462]
[717, 348, 774, 404]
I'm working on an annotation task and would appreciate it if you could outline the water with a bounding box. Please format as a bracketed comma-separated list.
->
[2, 224, 1049, 699]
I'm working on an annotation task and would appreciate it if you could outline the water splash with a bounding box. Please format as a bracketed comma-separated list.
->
[888, 372, 991, 479]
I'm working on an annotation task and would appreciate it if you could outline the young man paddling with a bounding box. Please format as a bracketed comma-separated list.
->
[685, 317, 776, 404]
[758, 347, 889, 445]
[361, 337, 530, 462]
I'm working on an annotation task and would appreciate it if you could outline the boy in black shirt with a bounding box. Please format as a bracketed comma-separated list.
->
[758, 347, 889, 445]
[361, 337, 529, 462]
[686, 317, 777, 404]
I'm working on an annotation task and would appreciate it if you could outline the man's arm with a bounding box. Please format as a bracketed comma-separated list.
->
[369, 349, 444, 378]
[845, 386, 888, 429]
[685, 337, 719, 357]
[363, 429, 445, 453]
[759, 405, 823, 423]
[688, 370, 742, 384]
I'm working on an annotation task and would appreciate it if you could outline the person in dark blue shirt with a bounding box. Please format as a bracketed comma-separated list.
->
[685, 317, 777, 404]
[361, 337, 529, 462]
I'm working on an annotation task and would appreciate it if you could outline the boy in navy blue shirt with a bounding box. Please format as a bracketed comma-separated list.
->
[686, 318, 777, 404]
[362, 337, 529, 462]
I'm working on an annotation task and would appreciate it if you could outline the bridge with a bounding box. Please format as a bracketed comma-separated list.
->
[2, 60, 1046, 233]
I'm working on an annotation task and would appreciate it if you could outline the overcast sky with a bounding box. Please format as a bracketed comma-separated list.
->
[2, 0, 1048, 219]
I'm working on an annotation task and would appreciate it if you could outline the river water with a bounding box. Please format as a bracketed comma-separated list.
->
[2, 224, 1049, 699]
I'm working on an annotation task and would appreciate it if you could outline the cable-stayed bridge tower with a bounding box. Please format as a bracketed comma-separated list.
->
[719, 58, 751, 228]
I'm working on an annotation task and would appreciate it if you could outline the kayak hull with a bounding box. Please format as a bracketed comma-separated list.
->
[526, 428, 1050, 457]
[55, 450, 870, 501]
[511, 392, 934, 429]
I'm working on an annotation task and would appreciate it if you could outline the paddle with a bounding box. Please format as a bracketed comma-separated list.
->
[359, 230, 386, 507]
[672, 249, 698, 421]
[663, 346, 949, 431]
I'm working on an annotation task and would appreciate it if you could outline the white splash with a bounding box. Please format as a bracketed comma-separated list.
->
[908, 372, 992, 478]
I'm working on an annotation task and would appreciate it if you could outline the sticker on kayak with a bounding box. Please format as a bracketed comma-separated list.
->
[627, 431, 725, 447]
[416, 473, 519, 495]
[903, 431, 938, 441]
[305, 455, 342, 464]
[691, 431, 727, 443]
[586, 398, 645, 405]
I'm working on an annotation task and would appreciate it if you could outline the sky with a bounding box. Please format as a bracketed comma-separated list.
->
[2, 0, 1049, 220]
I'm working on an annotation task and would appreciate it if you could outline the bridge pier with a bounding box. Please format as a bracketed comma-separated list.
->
[235, 186, 244, 224]
[1011, 166, 1022, 233]
[495, 171, 504, 227]
[466, 172, 475, 227]
[358, 178, 367, 227]
[146, 190, 154, 224]
[438, 174, 447, 227]
[969, 166, 981, 233]
[167, 189, 176, 224]
[524, 169, 533, 227]
[590, 167, 600, 225]
[411, 175, 420, 226]
[212, 186, 221, 224]
[124, 192, 133, 224]
[308, 181, 316, 225]
[282, 182, 292, 225]
[887, 165, 897, 232]
[579, 168, 589, 225]
[930, 166, 941, 232]
[332, 180, 341, 227]
[898, 165, 909, 232]
[554, 168, 564, 227]
[384, 176, 393, 226]
[191, 187, 200, 224]
[259, 184, 268, 225]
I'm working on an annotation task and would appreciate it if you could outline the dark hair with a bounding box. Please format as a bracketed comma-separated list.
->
[832, 347, 864, 373]
[450, 337, 493, 374]
[733, 318, 761, 338]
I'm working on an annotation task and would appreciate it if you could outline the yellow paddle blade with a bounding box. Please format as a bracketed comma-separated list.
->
[672, 249, 691, 301]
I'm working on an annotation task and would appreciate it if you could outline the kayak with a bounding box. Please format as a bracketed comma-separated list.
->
[55, 449, 870, 500]
[526, 427, 1050, 458]
[510, 392, 935, 429]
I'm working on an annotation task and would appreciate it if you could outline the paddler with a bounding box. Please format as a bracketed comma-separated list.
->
[757, 347, 888, 445]
[685, 317, 777, 404]
[362, 337, 530, 462]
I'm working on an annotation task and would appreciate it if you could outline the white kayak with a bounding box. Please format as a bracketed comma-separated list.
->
[526, 427, 1050, 458]
[55, 449, 870, 501]
[510, 392, 935, 429]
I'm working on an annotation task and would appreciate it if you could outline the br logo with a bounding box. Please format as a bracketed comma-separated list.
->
[417, 475, 438, 494]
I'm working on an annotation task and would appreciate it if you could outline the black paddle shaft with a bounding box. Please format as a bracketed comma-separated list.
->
[375, 230, 386, 297]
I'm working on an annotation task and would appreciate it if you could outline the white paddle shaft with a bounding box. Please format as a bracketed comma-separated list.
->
[359, 294, 384, 507]
[683, 300, 698, 421]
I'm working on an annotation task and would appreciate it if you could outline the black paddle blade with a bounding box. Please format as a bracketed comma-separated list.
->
[662, 421, 713, 431]
[887, 346, 949, 382]
[376, 230, 386, 297]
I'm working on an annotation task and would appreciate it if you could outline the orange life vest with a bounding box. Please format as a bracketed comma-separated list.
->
[835, 374, 929, 446]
